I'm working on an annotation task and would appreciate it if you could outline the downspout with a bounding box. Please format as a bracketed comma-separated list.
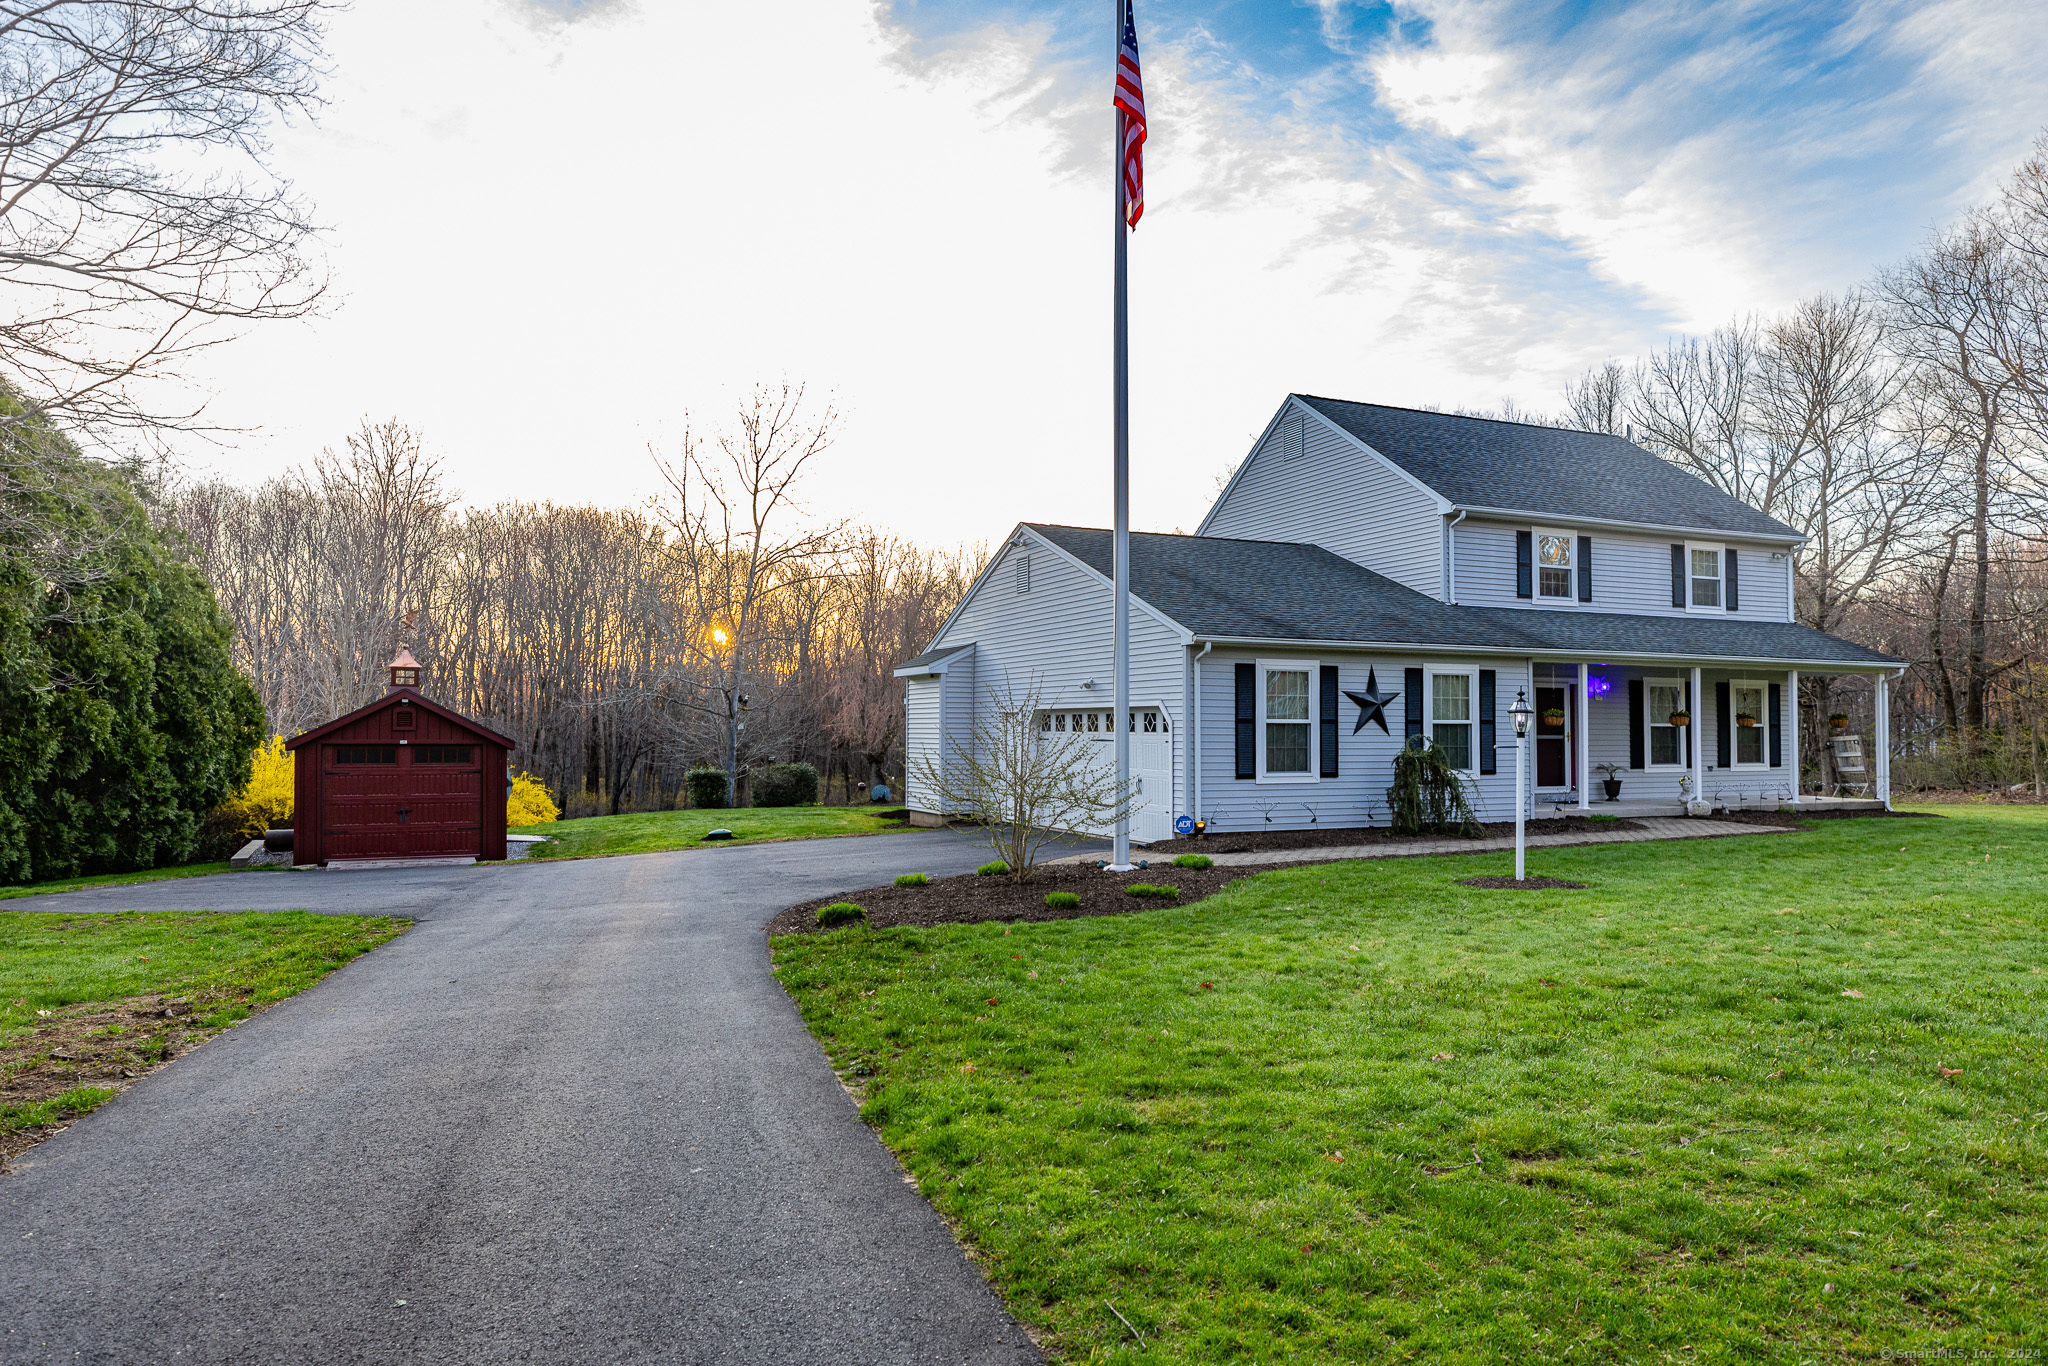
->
[1446, 508, 1468, 604]
[1191, 641, 1213, 827]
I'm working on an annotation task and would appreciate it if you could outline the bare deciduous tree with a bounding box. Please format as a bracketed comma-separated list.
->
[910, 678, 1134, 881]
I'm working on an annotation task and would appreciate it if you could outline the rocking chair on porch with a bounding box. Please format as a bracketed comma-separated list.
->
[1828, 736, 1871, 798]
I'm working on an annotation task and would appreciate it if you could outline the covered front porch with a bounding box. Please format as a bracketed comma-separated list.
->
[1516, 658, 1897, 814]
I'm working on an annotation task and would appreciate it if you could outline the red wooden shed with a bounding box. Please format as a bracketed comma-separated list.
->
[285, 651, 516, 866]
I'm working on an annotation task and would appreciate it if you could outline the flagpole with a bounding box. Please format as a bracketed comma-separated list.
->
[1109, 0, 1134, 872]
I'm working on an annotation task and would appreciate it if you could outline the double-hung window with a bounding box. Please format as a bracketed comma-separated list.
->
[1689, 545, 1723, 609]
[1731, 680, 1766, 767]
[1646, 678, 1686, 767]
[1257, 661, 1315, 780]
[1429, 669, 1475, 771]
[1535, 529, 1575, 599]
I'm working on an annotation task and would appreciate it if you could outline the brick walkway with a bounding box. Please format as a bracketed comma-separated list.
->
[1060, 816, 1790, 869]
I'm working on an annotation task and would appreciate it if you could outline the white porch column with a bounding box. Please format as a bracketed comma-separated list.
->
[1786, 669, 1802, 804]
[1876, 671, 1892, 809]
[1690, 665, 1705, 809]
[1576, 662, 1591, 811]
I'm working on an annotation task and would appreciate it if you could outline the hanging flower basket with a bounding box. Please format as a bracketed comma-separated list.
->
[1828, 713, 1850, 731]
[1542, 708, 1566, 723]
[1669, 710, 1691, 727]
[1736, 712, 1758, 729]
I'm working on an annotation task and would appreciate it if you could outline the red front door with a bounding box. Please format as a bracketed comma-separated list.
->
[323, 744, 481, 860]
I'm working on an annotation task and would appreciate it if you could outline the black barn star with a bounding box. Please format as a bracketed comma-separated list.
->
[1345, 668, 1401, 735]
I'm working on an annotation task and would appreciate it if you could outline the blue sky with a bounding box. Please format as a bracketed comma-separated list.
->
[177, 0, 2048, 543]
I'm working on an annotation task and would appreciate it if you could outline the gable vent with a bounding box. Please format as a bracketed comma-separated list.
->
[1014, 554, 1031, 594]
[1281, 413, 1306, 460]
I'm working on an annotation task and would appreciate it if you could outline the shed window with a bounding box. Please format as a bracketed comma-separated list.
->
[333, 746, 396, 764]
[1535, 529, 1574, 599]
[417, 746, 474, 764]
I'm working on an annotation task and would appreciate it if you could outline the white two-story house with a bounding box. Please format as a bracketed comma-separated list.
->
[898, 395, 1903, 839]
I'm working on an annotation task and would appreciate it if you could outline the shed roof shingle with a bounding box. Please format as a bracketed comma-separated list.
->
[1031, 525, 1898, 668]
[1292, 395, 1801, 540]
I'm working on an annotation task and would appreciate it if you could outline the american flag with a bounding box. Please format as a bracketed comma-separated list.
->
[1114, 0, 1146, 228]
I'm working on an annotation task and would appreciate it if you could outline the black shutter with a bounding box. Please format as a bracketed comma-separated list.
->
[1578, 535, 1593, 602]
[1628, 678, 1645, 769]
[1404, 667, 1424, 746]
[1725, 547, 1740, 612]
[1319, 665, 1339, 778]
[1515, 530, 1533, 599]
[1716, 680, 1732, 767]
[1768, 682, 1783, 767]
[1479, 669, 1497, 775]
[1671, 544, 1686, 608]
[1234, 662, 1255, 779]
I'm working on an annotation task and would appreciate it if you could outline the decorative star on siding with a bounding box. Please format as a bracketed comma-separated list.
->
[1345, 669, 1401, 735]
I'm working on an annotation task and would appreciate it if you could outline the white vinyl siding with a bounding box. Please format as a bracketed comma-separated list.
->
[1453, 518, 1794, 621]
[1571, 664, 1795, 804]
[1196, 651, 1532, 831]
[921, 535, 1187, 840]
[902, 676, 943, 814]
[1201, 402, 1444, 598]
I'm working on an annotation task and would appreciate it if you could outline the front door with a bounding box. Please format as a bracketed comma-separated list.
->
[1535, 686, 1572, 790]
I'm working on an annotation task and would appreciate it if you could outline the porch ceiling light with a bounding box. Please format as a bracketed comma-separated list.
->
[1509, 688, 1534, 739]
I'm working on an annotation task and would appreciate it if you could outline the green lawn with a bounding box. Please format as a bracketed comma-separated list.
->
[773, 806, 2047, 1362]
[516, 804, 911, 859]
[3, 910, 408, 1141]
[0, 861, 244, 902]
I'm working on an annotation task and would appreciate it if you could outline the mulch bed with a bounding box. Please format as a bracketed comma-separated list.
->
[1142, 814, 1644, 855]
[1709, 807, 1941, 829]
[2, 987, 255, 1168]
[768, 859, 1307, 935]
[1459, 875, 1590, 891]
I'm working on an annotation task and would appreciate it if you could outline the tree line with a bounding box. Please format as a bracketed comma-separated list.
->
[163, 387, 978, 816]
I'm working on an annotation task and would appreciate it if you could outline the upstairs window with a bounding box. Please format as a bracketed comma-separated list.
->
[1690, 546, 1722, 608]
[1535, 530, 1575, 599]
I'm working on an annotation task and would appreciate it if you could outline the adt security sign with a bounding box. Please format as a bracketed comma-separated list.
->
[1174, 815, 1195, 836]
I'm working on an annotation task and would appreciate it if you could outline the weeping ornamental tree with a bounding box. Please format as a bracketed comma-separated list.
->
[0, 411, 262, 883]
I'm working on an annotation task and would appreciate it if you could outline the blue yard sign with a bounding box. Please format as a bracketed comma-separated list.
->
[1174, 814, 1194, 835]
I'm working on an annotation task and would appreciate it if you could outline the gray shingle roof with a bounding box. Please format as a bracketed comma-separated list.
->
[1293, 395, 1801, 540]
[1032, 525, 1898, 668]
[895, 642, 974, 674]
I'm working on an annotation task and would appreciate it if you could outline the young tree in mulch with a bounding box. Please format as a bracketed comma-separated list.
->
[910, 678, 1134, 881]
[1385, 739, 1481, 837]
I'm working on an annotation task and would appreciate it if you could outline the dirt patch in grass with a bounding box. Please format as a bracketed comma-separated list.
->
[769, 859, 1304, 935]
[1459, 875, 1590, 890]
[1143, 814, 1643, 855]
[2, 986, 271, 1167]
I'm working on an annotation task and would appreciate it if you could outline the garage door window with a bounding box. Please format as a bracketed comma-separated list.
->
[417, 746, 474, 763]
[333, 746, 396, 764]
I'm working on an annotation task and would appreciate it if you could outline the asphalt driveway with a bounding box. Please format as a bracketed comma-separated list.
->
[2, 831, 1043, 1365]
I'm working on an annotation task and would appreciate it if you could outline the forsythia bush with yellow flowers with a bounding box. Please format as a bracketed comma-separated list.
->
[507, 772, 560, 826]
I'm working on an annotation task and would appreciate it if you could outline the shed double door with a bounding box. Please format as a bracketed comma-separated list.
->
[323, 744, 483, 859]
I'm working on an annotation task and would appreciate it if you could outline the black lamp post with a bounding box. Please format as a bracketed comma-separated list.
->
[1509, 688, 1535, 880]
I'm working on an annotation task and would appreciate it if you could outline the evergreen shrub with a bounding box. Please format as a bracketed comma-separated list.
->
[1044, 891, 1081, 909]
[749, 762, 819, 808]
[816, 902, 866, 928]
[1171, 853, 1213, 869]
[685, 767, 729, 810]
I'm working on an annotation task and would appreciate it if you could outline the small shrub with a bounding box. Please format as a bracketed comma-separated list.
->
[894, 873, 928, 887]
[685, 766, 730, 810]
[1044, 891, 1081, 909]
[1171, 853, 1213, 870]
[1125, 883, 1179, 899]
[976, 860, 1009, 877]
[1385, 741, 1481, 837]
[816, 902, 867, 928]
[750, 761, 820, 808]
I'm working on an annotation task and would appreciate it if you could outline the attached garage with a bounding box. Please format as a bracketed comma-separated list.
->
[285, 652, 515, 866]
